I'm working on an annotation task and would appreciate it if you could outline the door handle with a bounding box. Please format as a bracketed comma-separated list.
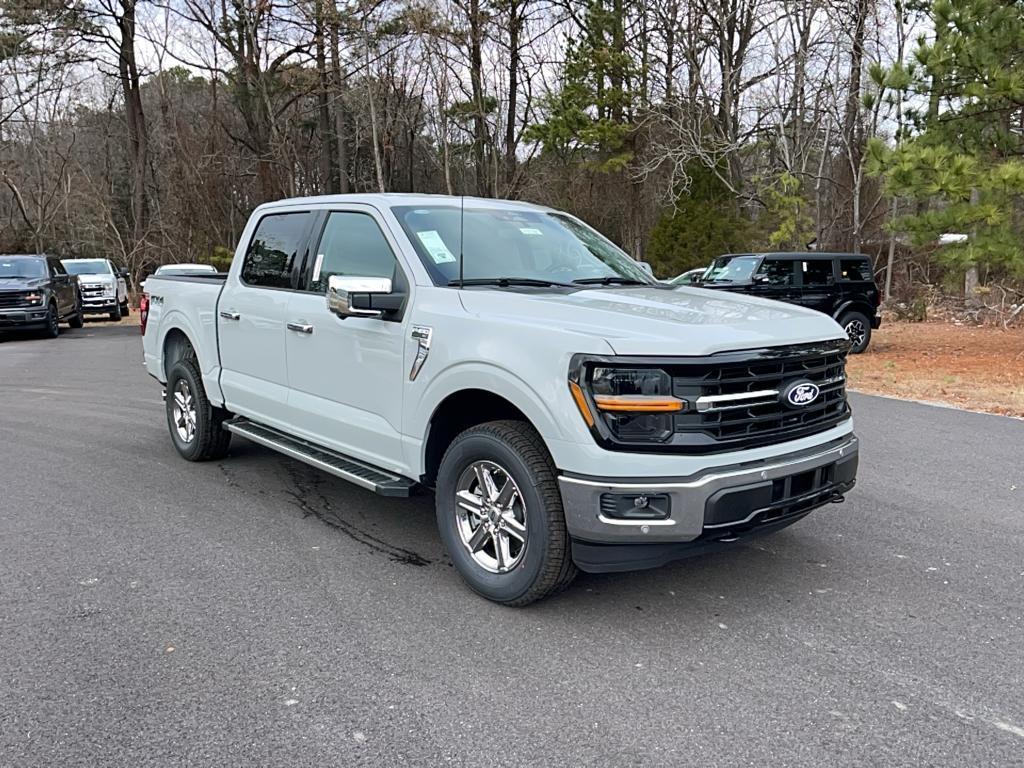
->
[287, 322, 314, 334]
[219, 310, 240, 321]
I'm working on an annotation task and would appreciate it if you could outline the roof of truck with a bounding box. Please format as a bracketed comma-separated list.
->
[721, 252, 870, 259]
[256, 193, 552, 213]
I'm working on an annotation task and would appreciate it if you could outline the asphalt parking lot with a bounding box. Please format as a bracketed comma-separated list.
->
[1, 324, 1022, 766]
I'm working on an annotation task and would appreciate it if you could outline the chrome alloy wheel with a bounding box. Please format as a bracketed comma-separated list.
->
[844, 318, 867, 348]
[454, 460, 528, 573]
[172, 379, 197, 443]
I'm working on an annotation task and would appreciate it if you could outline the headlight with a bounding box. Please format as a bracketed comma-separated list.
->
[24, 292, 43, 305]
[571, 364, 686, 444]
[103, 284, 116, 296]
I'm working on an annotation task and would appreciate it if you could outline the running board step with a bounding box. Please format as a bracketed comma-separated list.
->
[223, 417, 418, 497]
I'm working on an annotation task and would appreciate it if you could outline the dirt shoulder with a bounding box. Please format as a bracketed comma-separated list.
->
[846, 322, 1024, 418]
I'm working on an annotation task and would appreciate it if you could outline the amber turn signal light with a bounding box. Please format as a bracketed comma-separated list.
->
[593, 395, 686, 412]
[568, 380, 595, 427]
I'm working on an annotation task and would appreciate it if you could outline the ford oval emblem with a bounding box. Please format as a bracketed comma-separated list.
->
[784, 381, 820, 407]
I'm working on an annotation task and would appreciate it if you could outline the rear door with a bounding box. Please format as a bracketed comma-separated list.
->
[283, 206, 411, 471]
[837, 256, 879, 314]
[749, 257, 800, 305]
[795, 258, 837, 314]
[217, 210, 315, 428]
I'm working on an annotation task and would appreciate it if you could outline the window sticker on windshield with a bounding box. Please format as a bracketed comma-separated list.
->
[416, 230, 458, 264]
[519, 227, 543, 236]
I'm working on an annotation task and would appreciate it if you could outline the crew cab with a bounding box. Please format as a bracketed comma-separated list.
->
[142, 195, 859, 605]
[0, 254, 83, 337]
[696, 252, 882, 352]
[62, 258, 130, 320]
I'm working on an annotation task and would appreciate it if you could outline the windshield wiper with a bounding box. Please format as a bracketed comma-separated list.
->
[448, 277, 577, 289]
[572, 276, 649, 286]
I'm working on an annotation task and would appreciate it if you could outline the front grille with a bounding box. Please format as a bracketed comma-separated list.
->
[0, 291, 32, 309]
[81, 284, 108, 298]
[670, 340, 850, 452]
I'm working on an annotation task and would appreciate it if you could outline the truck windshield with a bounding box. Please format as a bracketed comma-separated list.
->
[703, 255, 762, 283]
[391, 206, 657, 288]
[63, 259, 112, 275]
[0, 256, 46, 278]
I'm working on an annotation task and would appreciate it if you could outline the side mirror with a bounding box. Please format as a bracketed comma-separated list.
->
[688, 273, 702, 284]
[752, 273, 769, 284]
[327, 275, 393, 319]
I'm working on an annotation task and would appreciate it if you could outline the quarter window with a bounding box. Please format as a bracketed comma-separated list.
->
[839, 259, 871, 281]
[308, 212, 397, 293]
[801, 260, 834, 286]
[240, 212, 312, 289]
[755, 258, 796, 286]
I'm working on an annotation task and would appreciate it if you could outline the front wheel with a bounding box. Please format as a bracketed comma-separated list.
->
[42, 302, 60, 338]
[839, 311, 871, 353]
[165, 357, 232, 461]
[435, 420, 577, 606]
[109, 302, 122, 322]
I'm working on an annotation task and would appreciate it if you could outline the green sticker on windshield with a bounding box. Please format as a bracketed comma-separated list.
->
[416, 230, 458, 264]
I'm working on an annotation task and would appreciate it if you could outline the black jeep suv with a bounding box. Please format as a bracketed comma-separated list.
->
[0, 254, 84, 338]
[695, 252, 881, 352]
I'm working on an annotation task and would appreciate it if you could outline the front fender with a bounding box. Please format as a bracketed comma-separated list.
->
[405, 360, 578, 476]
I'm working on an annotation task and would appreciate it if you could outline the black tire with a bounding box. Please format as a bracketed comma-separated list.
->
[109, 302, 122, 322]
[435, 420, 577, 606]
[42, 302, 60, 338]
[839, 311, 871, 353]
[120, 300, 130, 316]
[69, 296, 84, 329]
[165, 357, 232, 461]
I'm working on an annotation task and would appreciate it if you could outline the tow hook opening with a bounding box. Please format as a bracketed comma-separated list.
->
[831, 494, 845, 504]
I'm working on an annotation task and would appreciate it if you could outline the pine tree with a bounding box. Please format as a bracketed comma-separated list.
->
[869, 0, 1024, 282]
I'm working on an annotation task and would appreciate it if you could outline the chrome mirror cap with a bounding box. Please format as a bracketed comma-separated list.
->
[326, 275, 392, 319]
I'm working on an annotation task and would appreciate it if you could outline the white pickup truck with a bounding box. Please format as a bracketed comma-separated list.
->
[142, 194, 858, 605]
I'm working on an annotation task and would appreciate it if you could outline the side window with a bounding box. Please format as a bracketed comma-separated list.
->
[839, 258, 871, 282]
[49, 258, 67, 276]
[755, 258, 795, 286]
[240, 212, 312, 289]
[802, 259, 834, 287]
[308, 212, 398, 293]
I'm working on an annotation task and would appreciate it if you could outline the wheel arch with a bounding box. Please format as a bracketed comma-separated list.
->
[833, 300, 874, 321]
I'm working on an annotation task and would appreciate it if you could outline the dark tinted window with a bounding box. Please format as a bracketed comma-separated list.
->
[308, 212, 397, 293]
[755, 258, 796, 286]
[801, 259, 834, 286]
[839, 258, 871, 281]
[240, 213, 312, 288]
[49, 259, 68, 276]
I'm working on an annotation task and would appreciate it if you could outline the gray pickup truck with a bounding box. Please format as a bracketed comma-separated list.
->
[142, 194, 859, 605]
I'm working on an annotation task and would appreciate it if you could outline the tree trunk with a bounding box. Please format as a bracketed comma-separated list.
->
[116, 0, 149, 248]
[468, 0, 487, 195]
[314, 0, 335, 193]
[329, 17, 349, 193]
[503, 0, 521, 195]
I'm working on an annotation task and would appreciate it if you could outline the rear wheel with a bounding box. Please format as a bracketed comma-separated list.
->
[839, 311, 871, 353]
[165, 357, 232, 461]
[435, 420, 577, 606]
[69, 295, 84, 328]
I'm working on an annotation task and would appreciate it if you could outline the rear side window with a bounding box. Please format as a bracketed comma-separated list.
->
[308, 212, 397, 293]
[756, 258, 796, 286]
[839, 258, 872, 282]
[240, 212, 312, 289]
[48, 258, 68, 276]
[801, 259, 834, 286]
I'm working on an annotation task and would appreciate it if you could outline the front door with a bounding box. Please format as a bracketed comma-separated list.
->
[284, 208, 411, 473]
[750, 257, 800, 305]
[218, 210, 314, 428]
[47, 258, 76, 316]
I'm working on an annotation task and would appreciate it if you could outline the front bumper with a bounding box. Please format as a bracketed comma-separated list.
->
[559, 434, 858, 572]
[81, 297, 119, 313]
[0, 307, 51, 328]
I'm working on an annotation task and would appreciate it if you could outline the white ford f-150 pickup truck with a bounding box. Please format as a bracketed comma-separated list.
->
[142, 194, 858, 605]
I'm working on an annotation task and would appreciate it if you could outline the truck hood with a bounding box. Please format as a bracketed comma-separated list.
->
[0, 277, 47, 291]
[77, 274, 115, 286]
[459, 285, 845, 356]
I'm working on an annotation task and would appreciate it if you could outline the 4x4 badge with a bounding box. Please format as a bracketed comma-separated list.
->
[783, 380, 820, 407]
